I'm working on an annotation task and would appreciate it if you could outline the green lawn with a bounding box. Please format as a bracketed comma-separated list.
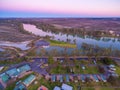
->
[116, 66, 120, 75]
[50, 65, 70, 74]
[49, 40, 76, 48]
[74, 66, 99, 74]
[49, 65, 99, 74]
[82, 87, 120, 90]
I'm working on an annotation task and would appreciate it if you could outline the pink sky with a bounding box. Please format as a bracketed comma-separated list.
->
[0, 0, 120, 17]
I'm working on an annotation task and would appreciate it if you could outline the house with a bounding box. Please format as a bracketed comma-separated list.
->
[77, 75, 80, 81]
[14, 83, 26, 90]
[6, 68, 19, 78]
[109, 64, 115, 68]
[57, 75, 60, 81]
[38, 85, 48, 90]
[0, 64, 32, 89]
[45, 74, 51, 80]
[61, 83, 73, 90]
[53, 86, 61, 90]
[14, 74, 36, 90]
[81, 75, 85, 82]
[108, 64, 116, 71]
[0, 73, 11, 89]
[23, 74, 36, 87]
[53, 83, 73, 90]
[60, 75, 63, 82]
[100, 75, 106, 82]
[66, 75, 70, 82]
[17, 64, 31, 74]
[93, 75, 99, 82]
[51, 75, 56, 82]
[70, 75, 73, 81]
[0, 73, 10, 83]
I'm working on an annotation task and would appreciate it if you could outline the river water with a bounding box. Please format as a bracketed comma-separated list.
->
[23, 24, 120, 51]
[0, 41, 31, 50]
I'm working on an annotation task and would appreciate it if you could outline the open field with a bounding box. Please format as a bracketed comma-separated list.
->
[0, 21, 36, 42]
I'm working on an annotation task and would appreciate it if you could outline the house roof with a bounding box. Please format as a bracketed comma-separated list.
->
[6, 68, 19, 77]
[0, 73, 10, 83]
[23, 74, 36, 86]
[61, 83, 73, 90]
[14, 83, 26, 90]
[53, 86, 61, 90]
[38, 85, 48, 90]
[17, 64, 31, 73]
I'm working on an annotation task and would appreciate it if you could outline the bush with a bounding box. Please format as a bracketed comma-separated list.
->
[107, 75, 120, 86]
[98, 65, 105, 73]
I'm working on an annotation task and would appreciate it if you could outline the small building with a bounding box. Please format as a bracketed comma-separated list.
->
[23, 74, 36, 87]
[81, 75, 85, 82]
[38, 85, 48, 90]
[0, 73, 10, 83]
[17, 64, 31, 74]
[77, 75, 80, 81]
[0, 73, 10, 89]
[70, 75, 73, 81]
[66, 75, 70, 82]
[45, 74, 51, 80]
[100, 75, 106, 82]
[53, 86, 61, 90]
[108, 64, 115, 68]
[6, 68, 19, 78]
[61, 83, 73, 90]
[14, 83, 26, 90]
[51, 75, 56, 82]
[60, 75, 63, 83]
[93, 75, 99, 82]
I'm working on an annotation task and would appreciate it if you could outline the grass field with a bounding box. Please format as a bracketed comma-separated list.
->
[116, 66, 120, 75]
[49, 40, 76, 48]
[82, 87, 120, 90]
[49, 65, 99, 74]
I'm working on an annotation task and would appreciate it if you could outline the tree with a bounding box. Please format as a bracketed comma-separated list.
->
[48, 56, 54, 65]
[98, 65, 105, 73]
[101, 57, 113, 65]
[107, 75, 120, 86]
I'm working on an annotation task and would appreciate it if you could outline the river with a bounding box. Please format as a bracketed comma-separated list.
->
[23, 24, 120, 51]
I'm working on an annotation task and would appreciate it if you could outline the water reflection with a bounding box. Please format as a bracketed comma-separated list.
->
[23, 24, 120, 51]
